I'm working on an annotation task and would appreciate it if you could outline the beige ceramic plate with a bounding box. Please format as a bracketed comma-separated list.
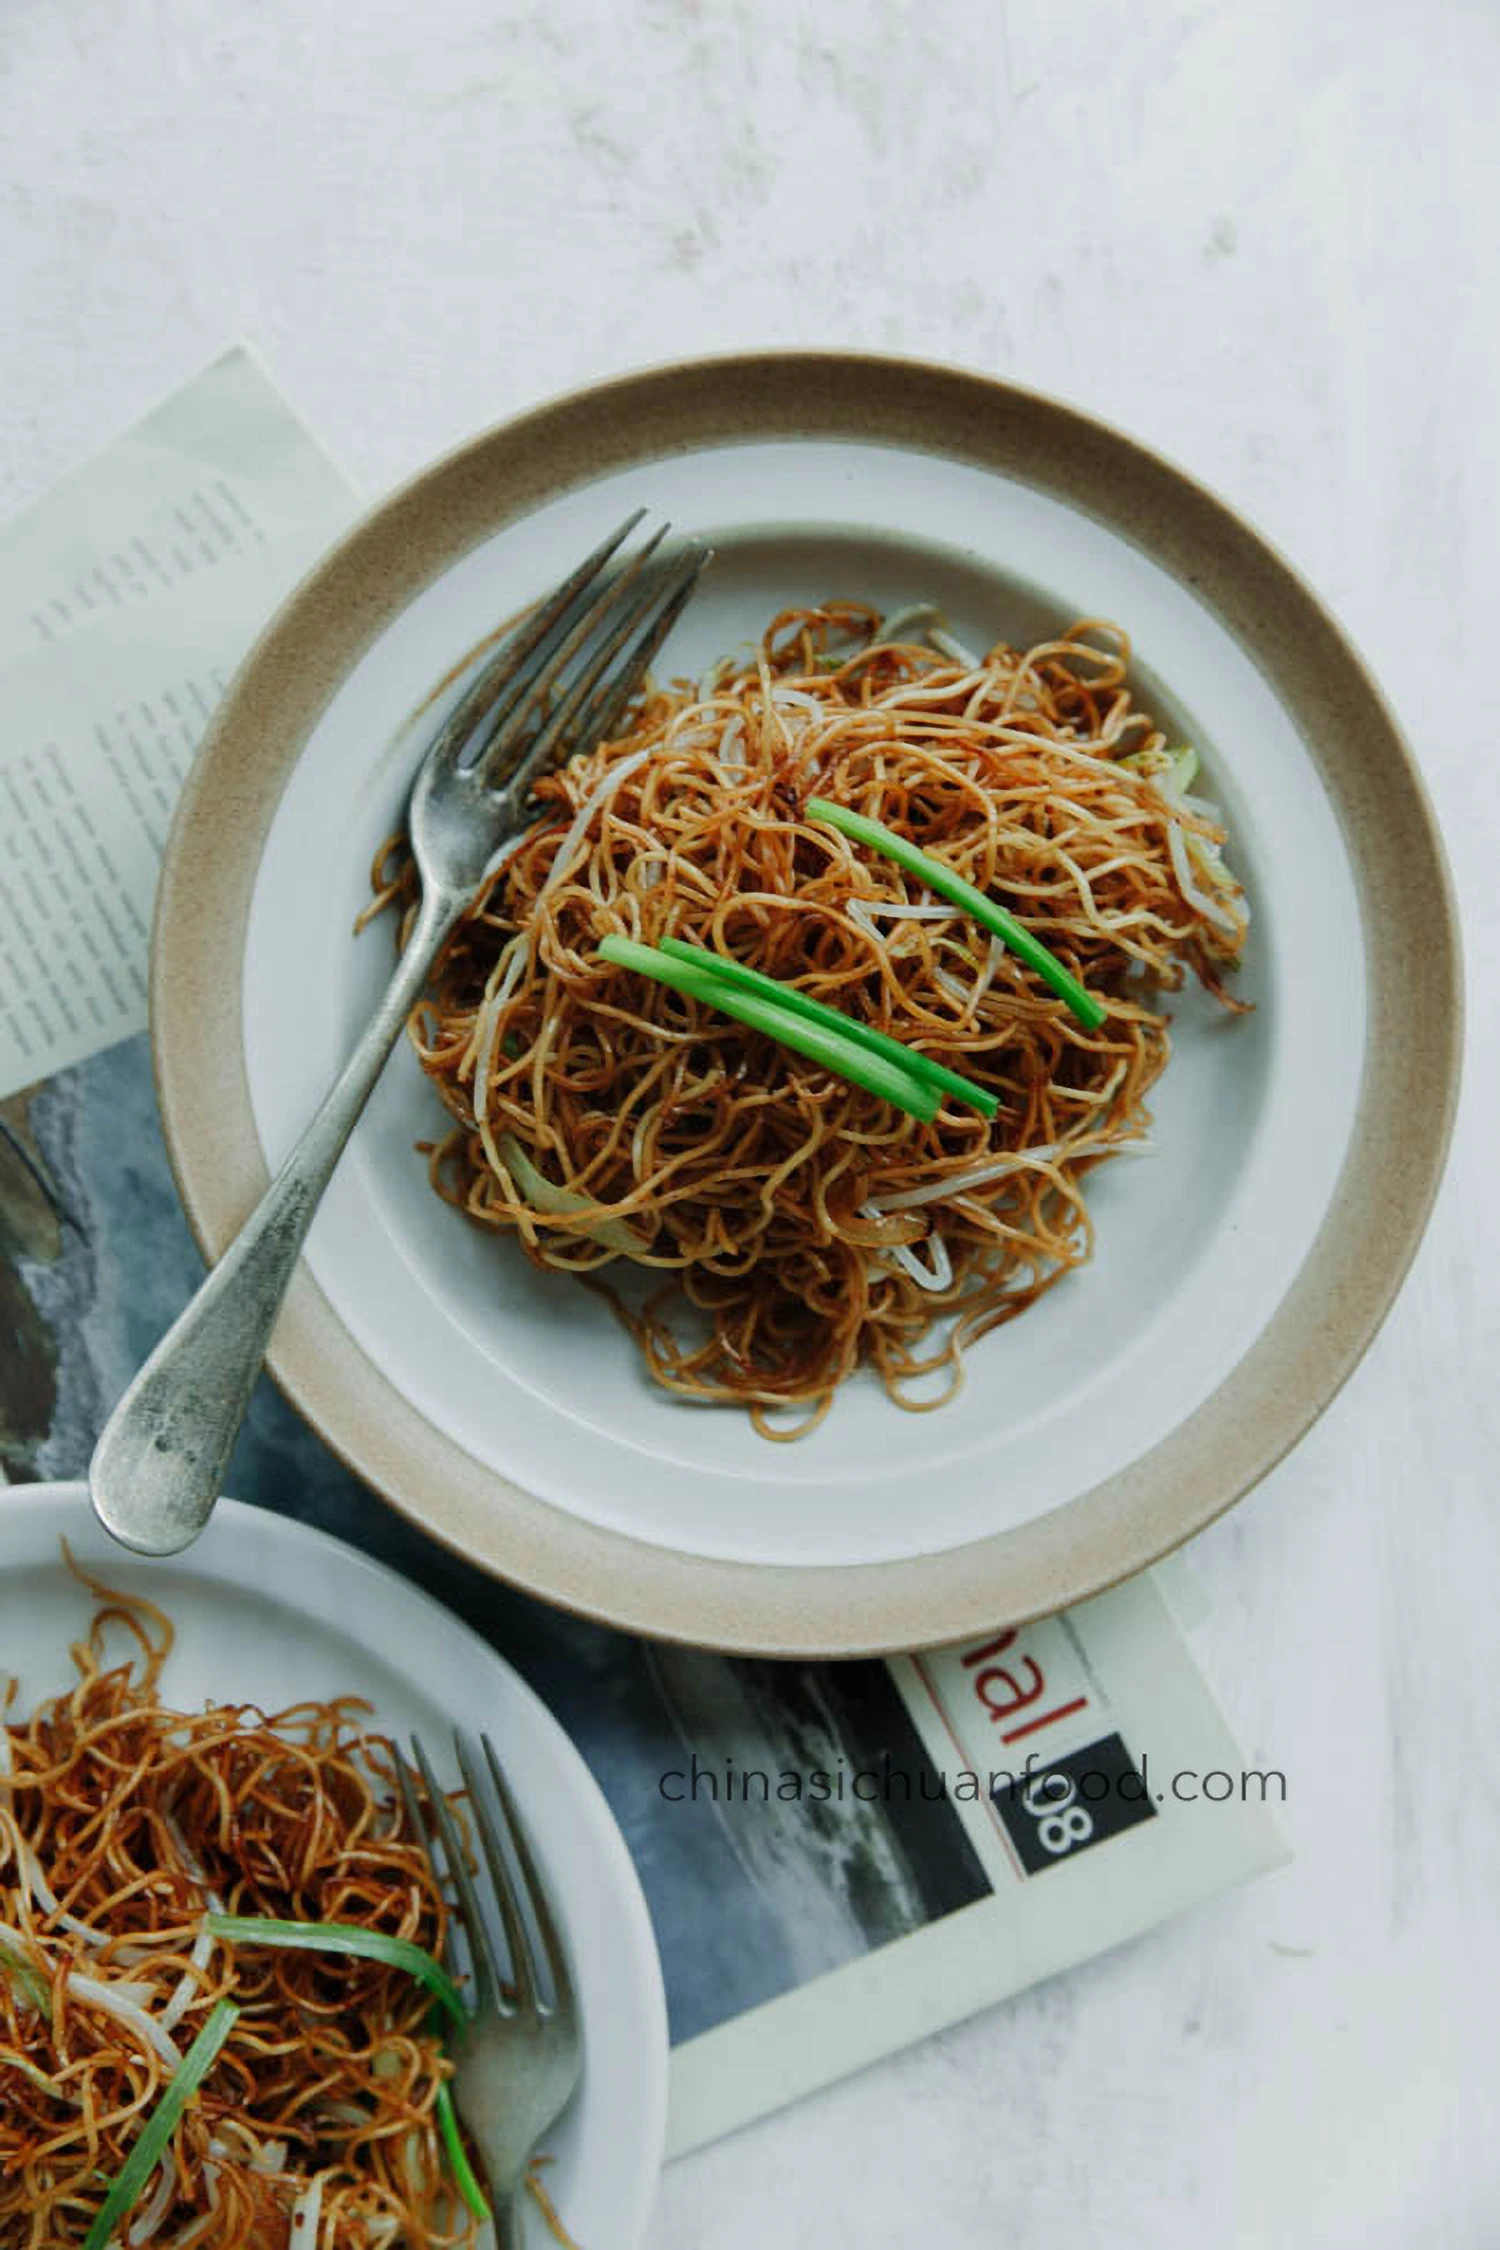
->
[152, 353, 1461, 1656]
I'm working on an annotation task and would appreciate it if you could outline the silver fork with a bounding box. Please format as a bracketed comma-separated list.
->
[399, 1732, 582, 2250]
[90, 516, 710, 1557]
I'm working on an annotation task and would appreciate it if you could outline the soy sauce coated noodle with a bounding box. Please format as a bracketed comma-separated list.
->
[375, 604, 1249, 1438]
[0, 1559, 477, 2248]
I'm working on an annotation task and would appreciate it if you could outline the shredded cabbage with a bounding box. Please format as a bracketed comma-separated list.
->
[1122, 744, 1245, 936]
[871, 1136, 1156, 1212]
[537, 745, 655, 904]
[497, 1133, 649, 1257]
[1121, 742, 1199, 796]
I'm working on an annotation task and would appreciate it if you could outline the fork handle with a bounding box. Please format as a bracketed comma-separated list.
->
[90, 894, 461, 1555]
[490, 2192, 527, 2250]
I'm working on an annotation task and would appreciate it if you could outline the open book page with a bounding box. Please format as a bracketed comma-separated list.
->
[0, 346, 353, 671]
[0, 351, 356, 1100]
[661, 1569, 1283, 2151]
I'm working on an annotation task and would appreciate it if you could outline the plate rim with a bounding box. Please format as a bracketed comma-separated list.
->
[0, 1480, 669, 2249]
[150, 348, 1464, 1657]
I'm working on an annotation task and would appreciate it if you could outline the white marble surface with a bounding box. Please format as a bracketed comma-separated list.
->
[3, 2, 1497, 2242]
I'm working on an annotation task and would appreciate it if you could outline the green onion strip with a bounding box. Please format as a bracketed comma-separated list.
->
[83, 1999, 239, 2250]
[805, 796, 1107, 1031]
[204, 1916, 491, 2225]
[598, 934, 941, 1122]
[436, 2075, 492, 2224]
[654, 937, 997, 1118]
[203, 1914, 466, 2026]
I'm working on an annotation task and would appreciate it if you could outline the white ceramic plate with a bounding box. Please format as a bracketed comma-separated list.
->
[0, 1485, 668, 2250]
[245, 465, 1356, 1565]
[152, 356, 1460, 1653]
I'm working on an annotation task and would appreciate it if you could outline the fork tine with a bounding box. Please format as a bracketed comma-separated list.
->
[577, 542, 713, 751]
[503, 542, 710, 802]
[454, 1733, 539, 2014]
[480, 1732, 574, 2016]
[468, 522, 670, 786]
[407, 1737, 507, 2014]
[421, 509, 648, 780]
[395, 1749, 478, 2006]
[394, 1747, 431, 1870]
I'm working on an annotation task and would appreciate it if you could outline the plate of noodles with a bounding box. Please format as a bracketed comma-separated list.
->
[0, 1485, 668, 2248]
[150, 353, 1460, 1655]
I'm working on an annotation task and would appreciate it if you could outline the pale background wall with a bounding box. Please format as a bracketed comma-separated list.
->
[3, 3, 1497, 2243]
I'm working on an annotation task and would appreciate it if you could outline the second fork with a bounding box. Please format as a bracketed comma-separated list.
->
[399, 1732, 583, 2250]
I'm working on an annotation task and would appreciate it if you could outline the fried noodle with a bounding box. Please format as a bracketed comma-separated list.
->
[375, 603, 1250, 1437]
[0, 1556, 478, 2248]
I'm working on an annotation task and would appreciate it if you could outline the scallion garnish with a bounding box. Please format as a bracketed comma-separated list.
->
[598, 934, 940, 1121]
[437, 2077, 492, 2223]
[83, 1999, 238, 2250]
[654, 936, 998, 1119]
[207, 1915, 490, 2221]
[805, 796, 1107, 1031]
[0, 1935, 52, 2021]
[204, 1914, 466, 2026]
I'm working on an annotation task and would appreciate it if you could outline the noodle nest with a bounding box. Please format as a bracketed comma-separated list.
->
[0, 1561, 478, 2249]
[375, 603, 1249, 1437]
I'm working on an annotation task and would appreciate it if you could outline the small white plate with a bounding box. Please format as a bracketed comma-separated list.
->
[0, 1485, 668, 2250]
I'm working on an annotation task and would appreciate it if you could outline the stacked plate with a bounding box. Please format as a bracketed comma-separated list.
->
[151, 353, 1458, 1655]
